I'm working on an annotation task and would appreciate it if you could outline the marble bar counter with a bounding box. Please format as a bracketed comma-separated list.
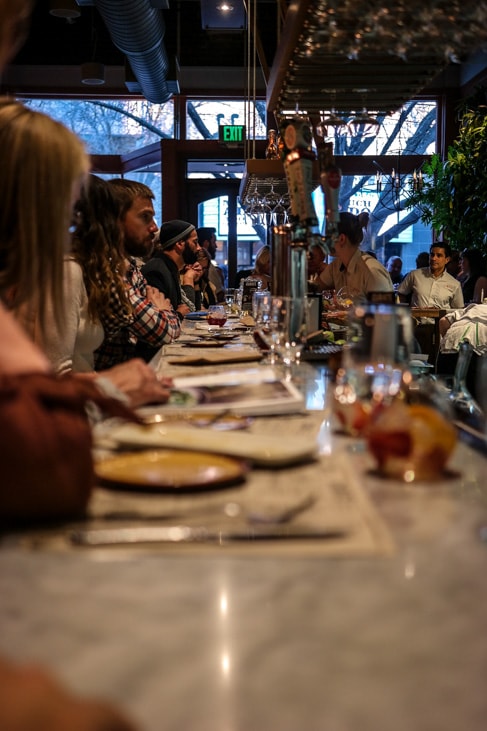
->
[1, 346, 487, 731]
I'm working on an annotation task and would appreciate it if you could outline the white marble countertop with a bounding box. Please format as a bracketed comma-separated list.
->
[1, 347, 487, 731]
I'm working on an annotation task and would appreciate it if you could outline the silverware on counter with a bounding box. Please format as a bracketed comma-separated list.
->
[140, 409, 232, 427]
[95, 493, 316, 525]
[69, 524, 347, 546]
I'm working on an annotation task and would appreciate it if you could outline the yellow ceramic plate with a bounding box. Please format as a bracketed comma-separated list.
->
[95, 449, 248, 493]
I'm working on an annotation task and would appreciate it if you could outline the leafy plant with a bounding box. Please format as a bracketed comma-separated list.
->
[406, 96, 487, 254]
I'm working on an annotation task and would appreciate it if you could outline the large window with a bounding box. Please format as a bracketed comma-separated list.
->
[24, 99, 174, 153]
[186, 99, 267, 141]
[320, 99, 437, 157]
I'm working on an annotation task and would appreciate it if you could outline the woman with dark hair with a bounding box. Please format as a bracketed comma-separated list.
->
[317, 212, 393, 300]
[459, 248, 487, 303]
[194, 248, 218, 309]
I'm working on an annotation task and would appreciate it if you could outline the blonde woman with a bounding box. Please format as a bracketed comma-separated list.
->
[0, 4, 140, 728]
[26, 174, 133, 373]
[251, 244, 272, 289]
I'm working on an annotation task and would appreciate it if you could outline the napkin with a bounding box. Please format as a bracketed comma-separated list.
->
[167, 350, 263, 366]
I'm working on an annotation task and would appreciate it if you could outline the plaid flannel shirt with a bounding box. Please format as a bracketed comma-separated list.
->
[94, 258, 180, 370]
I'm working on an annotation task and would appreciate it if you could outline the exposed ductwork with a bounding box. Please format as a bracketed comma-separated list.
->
[94, 0, 172, 103]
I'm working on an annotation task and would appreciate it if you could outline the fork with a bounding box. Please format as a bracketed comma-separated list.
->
[96, 494, 317, 526]
[246, 494, 317, 525]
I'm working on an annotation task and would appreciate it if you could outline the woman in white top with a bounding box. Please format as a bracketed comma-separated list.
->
[36, 175, 133, 373]
[24, 174, 172, 405]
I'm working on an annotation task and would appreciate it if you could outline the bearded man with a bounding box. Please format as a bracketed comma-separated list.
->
[94, 179, 180, 368]
[142, 219, 203, 318]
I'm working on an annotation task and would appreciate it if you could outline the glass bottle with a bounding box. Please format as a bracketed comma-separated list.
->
[265, 129, 279, 160]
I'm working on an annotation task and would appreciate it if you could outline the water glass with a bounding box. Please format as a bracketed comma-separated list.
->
[333, 303, 414, 435]
[252, 290, 271, 325]
[269, 296, 309, 368]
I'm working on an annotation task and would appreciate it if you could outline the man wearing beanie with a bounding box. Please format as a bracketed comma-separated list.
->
[142, 220, 203, 319]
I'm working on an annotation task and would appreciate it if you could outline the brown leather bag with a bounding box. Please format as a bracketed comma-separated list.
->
[0, 373, 137, 525]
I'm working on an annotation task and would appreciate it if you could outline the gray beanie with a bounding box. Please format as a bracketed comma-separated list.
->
[158, 220, 195, 250]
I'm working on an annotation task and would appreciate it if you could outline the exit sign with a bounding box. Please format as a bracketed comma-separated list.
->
[219, 125, 246, 146]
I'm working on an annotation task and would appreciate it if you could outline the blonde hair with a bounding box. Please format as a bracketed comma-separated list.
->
[0, 99, 89, 332]
[253, 245, 271, 275]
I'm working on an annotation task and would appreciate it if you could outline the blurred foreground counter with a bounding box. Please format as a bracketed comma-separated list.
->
[1, 359, 487, 731]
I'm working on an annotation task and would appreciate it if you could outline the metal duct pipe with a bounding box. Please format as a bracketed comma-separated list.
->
[94, 0, 172, 103]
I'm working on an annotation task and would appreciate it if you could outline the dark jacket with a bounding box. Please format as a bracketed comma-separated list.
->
[142, 252, 195, 312]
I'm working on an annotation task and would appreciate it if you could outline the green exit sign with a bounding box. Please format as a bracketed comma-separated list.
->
[219, 125, 246, 146]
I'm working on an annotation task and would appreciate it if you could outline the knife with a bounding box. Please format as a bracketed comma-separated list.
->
[69, 524, 347, 546]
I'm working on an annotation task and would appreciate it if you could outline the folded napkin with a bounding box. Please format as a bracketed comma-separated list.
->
[167, 350, 263, 366]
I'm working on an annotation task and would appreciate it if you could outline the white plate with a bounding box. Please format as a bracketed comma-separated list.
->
[102, 423, 317, 467]
[194, 322, 249, 332]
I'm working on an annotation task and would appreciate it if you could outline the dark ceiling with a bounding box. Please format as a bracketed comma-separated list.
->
[2, 0, 486, 115]
[2, 0, 281, 98]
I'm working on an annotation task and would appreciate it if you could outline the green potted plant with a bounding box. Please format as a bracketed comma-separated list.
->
[406, 93, 487, 255]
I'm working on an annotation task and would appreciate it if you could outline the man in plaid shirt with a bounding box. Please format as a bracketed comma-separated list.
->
[94, 180, 180, 369]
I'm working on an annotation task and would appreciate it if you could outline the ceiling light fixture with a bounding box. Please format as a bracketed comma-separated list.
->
[81, 9, 105, 86]
[201, 0, 245, 30]
[81, 61, 105, 86]
[48, 0, 81, 20]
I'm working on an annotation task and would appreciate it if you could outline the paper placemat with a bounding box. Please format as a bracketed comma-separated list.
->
[10, 449, 396, 558]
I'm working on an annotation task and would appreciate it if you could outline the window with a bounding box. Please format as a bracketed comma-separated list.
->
[186, 99, 267, 140]
[23, 99, 174, 153]
[319, 99, 437, 157]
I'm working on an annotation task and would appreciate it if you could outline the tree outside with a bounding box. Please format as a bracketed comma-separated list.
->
[24, 96, 437, 271]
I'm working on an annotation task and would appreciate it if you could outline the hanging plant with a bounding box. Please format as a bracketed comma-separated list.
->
[406, 92, 487, 254]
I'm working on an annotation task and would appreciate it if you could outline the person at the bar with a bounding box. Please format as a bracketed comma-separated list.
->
[397, 241, 464, 310]
[316, 212, 393, 300]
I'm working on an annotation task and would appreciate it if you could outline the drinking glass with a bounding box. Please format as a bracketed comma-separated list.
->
[252, 292, 275, 361]
[207, 304, 227, 327]
[252, 290, 271, 323]
[333, 303, 414, 435]
[269, 296, 309, 371]
[225, 288, 236, 312]
[449, 340, 484, 424]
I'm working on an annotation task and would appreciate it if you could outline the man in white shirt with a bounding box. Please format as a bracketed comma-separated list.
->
[398, 242, 464, 310]
[398, 242, 464, 362]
